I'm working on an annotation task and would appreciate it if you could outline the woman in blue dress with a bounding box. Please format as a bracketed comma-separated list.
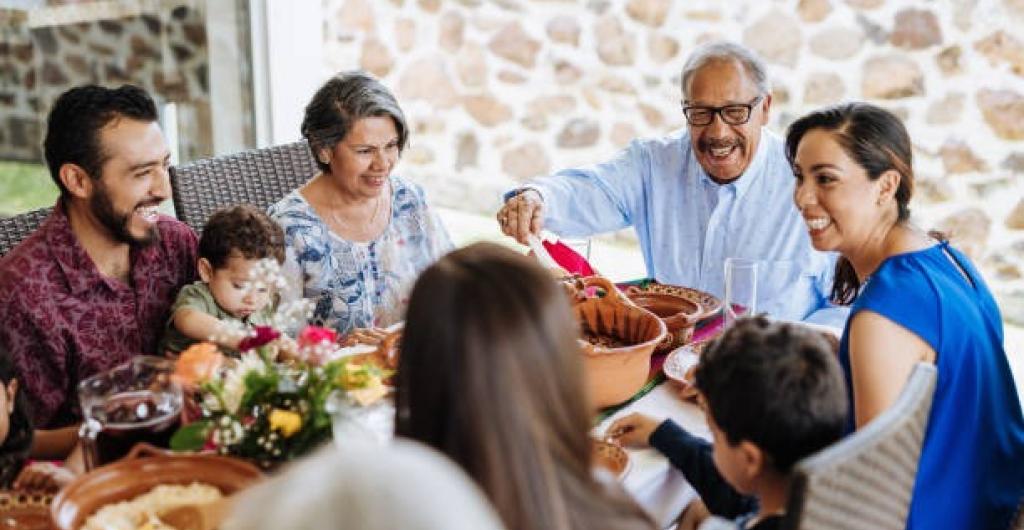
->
[269, 71, 452, 336]
[787, 102, 1024, 529]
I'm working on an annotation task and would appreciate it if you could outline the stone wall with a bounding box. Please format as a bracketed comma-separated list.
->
[0, 0, 212, 162]
[323, 0, 1024, 323]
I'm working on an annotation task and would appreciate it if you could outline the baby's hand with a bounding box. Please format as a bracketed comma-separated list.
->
[605, 413, 663, 448]
[13, 462, 76, 492]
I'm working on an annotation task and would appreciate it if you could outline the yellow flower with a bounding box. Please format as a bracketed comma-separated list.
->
[347, 379, 388, 406]
[269, 409, 302, 438]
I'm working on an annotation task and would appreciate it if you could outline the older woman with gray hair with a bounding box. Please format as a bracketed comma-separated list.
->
[269, 71, 452, 336]
[223, 441, 506, 530]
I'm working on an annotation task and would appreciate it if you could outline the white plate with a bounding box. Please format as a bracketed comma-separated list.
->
[662, 343, 702, 385]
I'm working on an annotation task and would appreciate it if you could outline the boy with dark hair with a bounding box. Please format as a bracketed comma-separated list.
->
[609, 316, 848, 530]
[0, 84, 197, 457]
[161, 204, 286, 355]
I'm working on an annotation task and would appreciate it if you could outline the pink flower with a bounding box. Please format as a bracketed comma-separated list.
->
[298, 326, 338, 348]
[238, 326, 281, 352]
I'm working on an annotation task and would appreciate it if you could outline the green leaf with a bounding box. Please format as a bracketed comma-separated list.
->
[171, 420, 212, 451]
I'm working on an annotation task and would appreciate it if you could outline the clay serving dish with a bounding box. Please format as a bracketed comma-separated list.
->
[569, 276, 667, 409]
[624, 288, 702, 352]
[628, 281, 722, 321]
[0, 490, 54, 530]
[592, 439, 630, 480]
[51, 443, 262, 530]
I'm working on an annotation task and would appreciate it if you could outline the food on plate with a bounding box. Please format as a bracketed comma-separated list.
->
[81, 482, 222, 530]
[581, 331, 629, 349]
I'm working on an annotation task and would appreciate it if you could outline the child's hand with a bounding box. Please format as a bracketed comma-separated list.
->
[605, 413, 663, 447]
[13, 462, 76, 492]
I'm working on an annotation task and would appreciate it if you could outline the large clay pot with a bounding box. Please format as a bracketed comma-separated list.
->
[624, 288, 702, 353]
[51, 443, 262, 530]
[570, 276, 667, 409]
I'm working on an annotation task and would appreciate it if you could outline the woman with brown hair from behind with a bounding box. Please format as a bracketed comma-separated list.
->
[395, 242, 655, 530]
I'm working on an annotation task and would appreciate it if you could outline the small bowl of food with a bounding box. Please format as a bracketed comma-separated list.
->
[663, 342, 710, 401]
[0, 490, 53, 530]
[51, 444, 262, 530]
[592, 439, 631, 481]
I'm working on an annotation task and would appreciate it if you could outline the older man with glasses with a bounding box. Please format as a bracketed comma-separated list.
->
[497, 41, 845, 326]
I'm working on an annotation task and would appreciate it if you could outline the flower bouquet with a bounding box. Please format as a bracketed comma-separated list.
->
[169, 325, 391, 469]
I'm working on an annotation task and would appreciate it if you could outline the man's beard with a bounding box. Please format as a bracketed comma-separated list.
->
[89, 182, 159, 247]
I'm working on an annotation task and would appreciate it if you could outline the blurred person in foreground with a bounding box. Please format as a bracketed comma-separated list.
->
[224, 440, 505, 530]
[396, 242, 656, 530]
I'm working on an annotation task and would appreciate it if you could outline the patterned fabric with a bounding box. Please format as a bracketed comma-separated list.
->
[0, 202, 198, 428]
[159, 281, 277, 355]
[838, 241, 1024, 530]
[517, 128, 847, 327]
[268, 175, 452, 335]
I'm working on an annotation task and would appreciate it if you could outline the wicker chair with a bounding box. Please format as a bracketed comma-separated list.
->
[782, 362, 937, 530]
[0, 207, 52, 258]
[170, 140, 318, 232]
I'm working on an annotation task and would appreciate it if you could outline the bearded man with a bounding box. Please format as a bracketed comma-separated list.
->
[0, 85, 197, 455]
[497, 41, 845, 326]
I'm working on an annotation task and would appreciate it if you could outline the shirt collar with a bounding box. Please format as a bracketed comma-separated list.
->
[45, 201, 160, 295]
[695, 126, 770, 201]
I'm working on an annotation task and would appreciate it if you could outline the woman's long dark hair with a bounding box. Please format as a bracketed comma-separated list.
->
[0, 351, 33, 487]
[785, 102, 915, 305]
[395, 243, 654, 530]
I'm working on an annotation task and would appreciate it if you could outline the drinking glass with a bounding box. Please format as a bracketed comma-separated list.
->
[78, 356, 182, 470]
[723, 258, 758, 328]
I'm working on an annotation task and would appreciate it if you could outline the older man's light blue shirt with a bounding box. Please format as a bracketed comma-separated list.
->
[523, 128, 847, 327]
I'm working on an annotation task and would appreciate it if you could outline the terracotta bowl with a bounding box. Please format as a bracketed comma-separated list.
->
[624, 290, 702, 352]
[51, 444, 262, 530]
[572, 277, 667, 409]
[0, 490, 54, 530]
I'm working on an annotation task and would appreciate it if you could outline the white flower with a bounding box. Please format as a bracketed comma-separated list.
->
[221, 352, 268, 414]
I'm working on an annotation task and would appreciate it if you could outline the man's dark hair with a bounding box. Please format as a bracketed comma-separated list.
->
[695, 316, 848, 472]
[198, 205, 285, 269]
[43, 84, 159, 197]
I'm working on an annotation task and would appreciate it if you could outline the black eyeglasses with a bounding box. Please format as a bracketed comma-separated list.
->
[681, 95, 764, 126]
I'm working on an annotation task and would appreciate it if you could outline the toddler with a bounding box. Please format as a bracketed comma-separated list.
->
[161, 204, 286, 355]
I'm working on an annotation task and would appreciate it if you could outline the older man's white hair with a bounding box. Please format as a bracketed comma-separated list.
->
[223, 440, 506, 530]
[680, 41, 771, 100]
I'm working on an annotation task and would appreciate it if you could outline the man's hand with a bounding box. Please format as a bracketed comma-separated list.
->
[605, 412, 663, 448]
[496, 189, 544, 245]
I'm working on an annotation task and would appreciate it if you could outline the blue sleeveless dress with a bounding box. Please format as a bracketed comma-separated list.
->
[838, 241, 1024, 529]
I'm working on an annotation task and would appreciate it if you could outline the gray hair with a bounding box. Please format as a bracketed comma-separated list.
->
[301, 70, 409, 173]
[223, 441, 507, 530]
[680, 41, 771, 100]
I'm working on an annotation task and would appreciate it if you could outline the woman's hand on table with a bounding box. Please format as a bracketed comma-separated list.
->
[606, 413, 663, 448]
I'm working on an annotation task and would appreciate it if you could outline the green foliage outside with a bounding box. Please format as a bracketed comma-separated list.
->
[0, 160, 57, 216]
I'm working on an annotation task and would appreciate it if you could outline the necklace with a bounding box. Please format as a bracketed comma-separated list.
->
[322, 183, 391, 242]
